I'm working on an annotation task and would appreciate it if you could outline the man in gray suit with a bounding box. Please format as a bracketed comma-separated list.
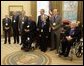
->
[50, 9, 62, 53]
[19, 10, 28, 45]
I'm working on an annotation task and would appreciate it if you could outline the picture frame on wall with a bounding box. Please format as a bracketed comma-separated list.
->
[8, 5, 23, 17]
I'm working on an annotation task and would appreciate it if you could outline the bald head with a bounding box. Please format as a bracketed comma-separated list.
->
[53, 9, 58, 15]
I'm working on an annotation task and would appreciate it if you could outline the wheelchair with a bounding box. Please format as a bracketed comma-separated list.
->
[58, 31, 83, 61]
[69, 38, 83, 61]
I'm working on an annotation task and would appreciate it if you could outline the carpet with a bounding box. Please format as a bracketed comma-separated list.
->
[3, 50, 51, 65]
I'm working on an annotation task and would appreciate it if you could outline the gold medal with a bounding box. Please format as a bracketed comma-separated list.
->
[22, 22, 24, 24]
[53, 23, 56, 26]
[27, 37, 30, 40]
[13, 20, 16, 23]
[27, 25, 30, 28]
[6, 23, 8, 26]
[41, 29, 43, 32]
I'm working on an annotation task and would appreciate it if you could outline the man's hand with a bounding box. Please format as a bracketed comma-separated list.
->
[66, 36, 72, 41]
[5, 27, 9, 30]
[24, 29, 30, 32]
[52, 27, 55, 30]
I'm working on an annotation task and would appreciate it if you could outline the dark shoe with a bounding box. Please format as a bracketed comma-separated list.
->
[59, 52, 64, 55]
[4, 42, 6, 44]
[9, 43, 11, 44]
[17, 42, 19, 44]
[50, 48, 55, 51]
[14, 42, 16, 44]
[64, 54, 68, 57]
[21, 46, 24, 50]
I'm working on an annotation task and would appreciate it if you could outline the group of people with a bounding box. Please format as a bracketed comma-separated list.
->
[2, 8, 82, 57]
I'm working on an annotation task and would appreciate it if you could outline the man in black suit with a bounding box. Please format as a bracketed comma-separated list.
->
[59, 22, 81, 57]
[2, 15, 11, 44]
[21, 15, 36, 51]
[12, 12, 19, 44]
[37, 9, 50, 52]
[19, 10, 28, 45]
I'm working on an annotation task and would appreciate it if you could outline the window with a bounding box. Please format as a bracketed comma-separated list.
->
[63, 1, 78, 22]
[37, 1, 49, 21]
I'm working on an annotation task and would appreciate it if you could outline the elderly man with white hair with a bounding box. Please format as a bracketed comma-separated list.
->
[59, 22, 81, 57]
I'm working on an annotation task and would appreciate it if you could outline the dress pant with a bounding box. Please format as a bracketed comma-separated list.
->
[61, 38, 74, 56]
[22, 32, 33, 50]
[4, 29, 11, 43]
[39, 33, 47, 52]
[13, 29, 19, 43]
[51, 28, 61, 53]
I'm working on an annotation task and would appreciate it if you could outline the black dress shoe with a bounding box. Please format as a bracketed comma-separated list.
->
[14, 42, 16, 44]
[9, 43, 11, 44]
[17, 42, 19, 44]
[50, 48, 54, 51]
[64, 54, 68, 57]
[4, 42, 6, 44]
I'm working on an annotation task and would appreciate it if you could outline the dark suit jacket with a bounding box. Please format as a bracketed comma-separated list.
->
[12, 15, 19, 31]
[64, 27, 81, 41]
[22, 19, 36, 36]
[2, 18, 11, 31]
[37, 15, 50, 36]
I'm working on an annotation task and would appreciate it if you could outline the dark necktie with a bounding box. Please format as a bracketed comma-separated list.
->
[6, 18, 8, 23]
[54, 16, 55, 22]
[42, 21, 45, 27]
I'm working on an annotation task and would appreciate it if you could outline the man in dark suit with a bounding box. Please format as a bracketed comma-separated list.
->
[37, 9, 50, 52]
[19, 10, 28, 45]
[2, 15, 11, 44]
[50, 9, 62, 53]
[59, 22, 81, 57]
[12, 12, 19, 44]
[21, 15, 36, 51]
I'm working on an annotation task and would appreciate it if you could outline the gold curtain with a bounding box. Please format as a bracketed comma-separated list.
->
[77, 1, 83, 25]
[31, 1, 37, 22]
[49, 1, 62, 16]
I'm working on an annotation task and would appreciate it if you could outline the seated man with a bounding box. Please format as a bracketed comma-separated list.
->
[59, 22, 81, 57]
[21, 15, 36, 51]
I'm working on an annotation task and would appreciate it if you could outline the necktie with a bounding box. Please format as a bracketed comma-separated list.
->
[6, 18, 8, 23]
[54, 16, 55, 22]
[42, 21, 45, 27]
[69, 29, 74, 35]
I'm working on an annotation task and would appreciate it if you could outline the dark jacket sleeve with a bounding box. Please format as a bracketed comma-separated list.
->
[2, 19, 5, 31]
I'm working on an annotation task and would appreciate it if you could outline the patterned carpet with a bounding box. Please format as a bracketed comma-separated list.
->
[2, 51, 51, 65]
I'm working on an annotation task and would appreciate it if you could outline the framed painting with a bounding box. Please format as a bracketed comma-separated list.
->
[8, 5, 23, 17]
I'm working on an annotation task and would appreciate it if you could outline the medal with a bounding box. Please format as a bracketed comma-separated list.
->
[27, 37, 30, 40]
[22, 22, 24, 24]
[27, 25, 30, 28]
[5, 23, 8, 26]
[53, 23, 56, 26]
[13, 20, 16, 23]
[41, 29, 43, 32]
